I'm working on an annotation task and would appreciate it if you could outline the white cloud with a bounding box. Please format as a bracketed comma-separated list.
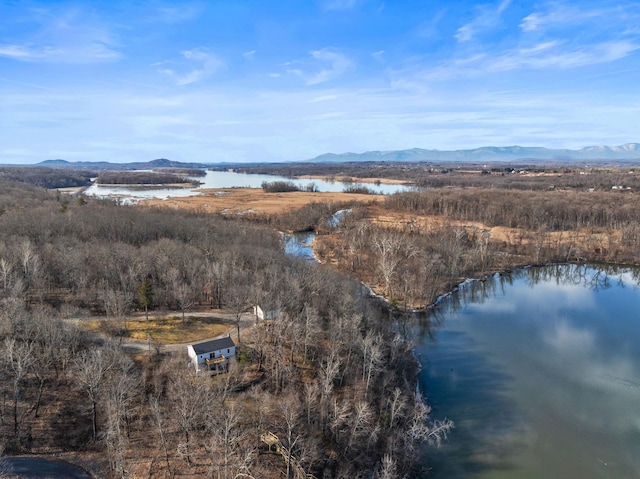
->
[456, 0, 512, 42]
[520, 12, 543, 32]
[372, 50, 385, 62]
[0, 44, 35, 60]
[520, 3, 610, 33]
[305, 49, 352, 85]
[158, 49, 223, 86]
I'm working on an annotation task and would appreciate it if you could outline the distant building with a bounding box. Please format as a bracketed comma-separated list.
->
[187, 336, 236, 372]
[253, 304, 281, 321]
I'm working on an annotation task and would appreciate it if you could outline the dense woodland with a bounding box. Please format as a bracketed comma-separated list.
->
[96, 171, 200, 185]
[0, 167, 94, 189]
[0, 178, 448, 478]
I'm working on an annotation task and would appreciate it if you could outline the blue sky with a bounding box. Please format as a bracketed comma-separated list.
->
[1, 0, 639, 164]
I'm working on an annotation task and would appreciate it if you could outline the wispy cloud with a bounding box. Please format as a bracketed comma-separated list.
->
[305, 49, 353, 85]
[520, 3, 618, 33]
[416, 39, 640, 81]
[0, 6, 121, 63]
[489, 40, 640, 71]
[372, 50, 385, 62]
[0, 42, 120, 63]
[456, 0, 512, 42]
[158, 49, 223, 86]
[150, 4, 204, 24]
[0, 75, 56, 91]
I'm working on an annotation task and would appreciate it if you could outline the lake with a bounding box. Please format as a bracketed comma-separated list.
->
[84, 169, 411, 201]
[416, 264, 640, 478]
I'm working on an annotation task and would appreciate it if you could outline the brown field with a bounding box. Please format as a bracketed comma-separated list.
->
[78, 314, 234, 344]
[139, 188, 616, 256]
[140, 187, 385, 214]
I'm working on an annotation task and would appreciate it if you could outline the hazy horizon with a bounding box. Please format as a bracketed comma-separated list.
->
[1, 1, 639, 165]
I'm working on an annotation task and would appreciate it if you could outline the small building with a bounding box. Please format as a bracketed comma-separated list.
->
[187, 336, 236, 372]
[253, 304, 281, 321]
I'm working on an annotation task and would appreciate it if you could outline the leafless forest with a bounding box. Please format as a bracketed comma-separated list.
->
[229, 163, 640, 310]
[0, 176, 449, 478]
[1, 162, 639, 478]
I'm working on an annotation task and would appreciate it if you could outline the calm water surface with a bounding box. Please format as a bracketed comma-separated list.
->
[417, 264, 640, 479]
[84, 169, 410, 201]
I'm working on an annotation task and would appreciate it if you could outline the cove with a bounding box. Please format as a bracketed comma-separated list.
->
[415, 264, 640, 478]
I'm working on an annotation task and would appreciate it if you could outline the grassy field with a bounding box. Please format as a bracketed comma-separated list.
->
[81, 315, 233, 344]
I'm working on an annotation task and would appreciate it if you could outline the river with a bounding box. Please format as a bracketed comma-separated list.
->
[84, 169, 411, 201]
[416, 264, 640, 478]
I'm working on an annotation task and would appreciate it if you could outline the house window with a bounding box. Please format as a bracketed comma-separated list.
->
[227, 348, 230, 353]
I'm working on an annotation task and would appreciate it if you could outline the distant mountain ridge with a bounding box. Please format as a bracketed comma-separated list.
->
[307, 143, 640, 163]
[18, 143, 640, 168]
[36, 158, 210, 170]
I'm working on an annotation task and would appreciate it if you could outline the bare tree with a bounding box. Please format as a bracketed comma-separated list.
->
[225, 272, 254, 344]
[149, 396, 173, 477]
[277, 392, 304, 479]
[4, 337, 34, 442]
[167, 364, 208, 465]
[206, 402, 255, 479]
[404, 399, 454, 461]
[360, 331, 384, 398]
[373, 230, 403, 298]
[375, 454, 399, 479]
[169, 268, 196, 322]
[70, 347, 114, 442]
[386, 388, 407, 430]
[0, 257, 13, 292]
[104, 357, 137, 478]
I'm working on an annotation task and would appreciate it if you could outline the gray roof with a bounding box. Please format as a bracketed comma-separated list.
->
[191, 336, 235, 355]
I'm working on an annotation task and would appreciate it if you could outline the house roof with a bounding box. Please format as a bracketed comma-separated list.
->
[190, 336, 235, 355]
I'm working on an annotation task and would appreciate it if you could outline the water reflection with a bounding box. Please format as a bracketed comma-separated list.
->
[282, 232, 317, 262]
[416, 264, 640, 479]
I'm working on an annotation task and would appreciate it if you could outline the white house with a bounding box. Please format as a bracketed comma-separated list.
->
[187, 336, 236, 372]
[253, 304, 281, 321]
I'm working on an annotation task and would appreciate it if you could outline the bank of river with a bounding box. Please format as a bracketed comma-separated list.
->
[416, 264, 640, 478]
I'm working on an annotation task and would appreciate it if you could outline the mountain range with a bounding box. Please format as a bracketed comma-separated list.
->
[307, 143, 640, 163]
[35, 158, 210, 170]
[21, 143, 640, 168]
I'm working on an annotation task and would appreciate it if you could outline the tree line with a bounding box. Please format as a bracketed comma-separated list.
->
[96, 171, 200, 185]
